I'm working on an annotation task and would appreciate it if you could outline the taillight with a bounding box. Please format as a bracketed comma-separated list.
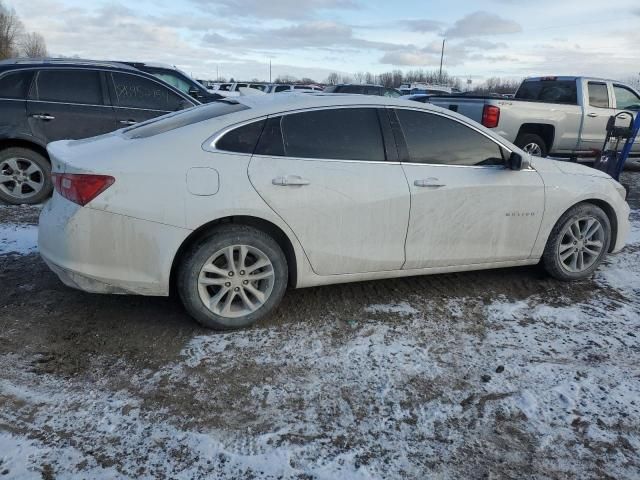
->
[52, 173, 115, 206]
[481, 105, 500, 128]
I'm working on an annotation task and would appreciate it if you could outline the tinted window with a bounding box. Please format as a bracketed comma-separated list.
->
[0, 70, 34, 99]
[255, 116, 285, 156]
[111, 72, 185, 111]
[395, 109, 504, 166]
[274, 85, 290, 93]
[125, 101, 248, 139]
[515, 80, 578, 104]
[338, 85, 365, 94]
[613, 85, 640, 110]
[384, 88, 401, 98]
[588, 82, 609, 108]
[364, 86, 382, 95]
[216, 120, 265, 153]
[36, 69, 103, 105]
[279, 108, 384, 161]
[150, 71, 193, 95]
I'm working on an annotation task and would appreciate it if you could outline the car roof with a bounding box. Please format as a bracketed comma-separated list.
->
[0, 57, 141, 74]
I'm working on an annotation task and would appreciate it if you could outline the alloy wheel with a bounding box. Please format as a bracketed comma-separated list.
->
[197, 244, 275, 319]
[0, 157, 45, 200]
[557, 216, 605, 273]
[522, 143, 543, 157]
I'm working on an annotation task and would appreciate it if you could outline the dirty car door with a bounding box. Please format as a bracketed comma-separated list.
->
[248, 107, 410, 275]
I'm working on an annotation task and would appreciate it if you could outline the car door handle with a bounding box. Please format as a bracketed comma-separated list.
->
[30, 114, 55, 121]
[119, 120, 137, 126]
[272, 175, 310, 186]
[587, 113, 598, 118]
[414, 178, 445, 188]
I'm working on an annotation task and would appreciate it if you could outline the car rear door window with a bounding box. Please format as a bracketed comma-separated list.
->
[216, 120, 265, 154]
[395, 109, 504, 166]
[277, 108, 385, 161]
[110, 72, 185, 111]
[613, 85, 640, 110]
[515, 80, 578, 104]
[35, 69, 103, 105]
[588, 82, 609, 108]
[0, 70, 34, 99]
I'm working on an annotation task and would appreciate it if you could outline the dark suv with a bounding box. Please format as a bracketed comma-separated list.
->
[0, 59, 198, 204]
[323, 84, 401, 97]
[119, 61, 223, 103]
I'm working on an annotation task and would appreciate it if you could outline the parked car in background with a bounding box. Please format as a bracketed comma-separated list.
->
[211, 82, 270, 97]
[39, 95, 629, 330]
[399, 83, 453, 96]
[0, 58, 198, 204]
[428, 76, 640, 169]
[268, 84, 323, 94]
[323, 84, 401, 97]
[120, 61, 223, 103]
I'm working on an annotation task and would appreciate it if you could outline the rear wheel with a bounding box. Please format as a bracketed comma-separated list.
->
[542, 203, 611, 281]
[625, 157, 640, 172]
[515, 133, 548, 157]
[0, 147, 52, 205]
[177, 225, 288, 330]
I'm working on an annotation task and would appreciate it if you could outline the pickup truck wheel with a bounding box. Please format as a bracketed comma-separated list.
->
[542, 203, 611, 281]
[0, 147, 52, 205]
[515, 134, 547, 157]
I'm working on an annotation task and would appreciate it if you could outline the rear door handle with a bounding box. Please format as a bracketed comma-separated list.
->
[272, 175, 310, 186]
[414, 178, 445, 188]
[119, 120, 137, 126]
[30, 114, 55, 121]
[587, 113, 598, 118]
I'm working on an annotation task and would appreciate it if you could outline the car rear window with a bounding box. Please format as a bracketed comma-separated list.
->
[124, 100, 249, 139]
[35, 69, 103, 105]
[216, 119, 265, 154]
[0, 70, 34, 99]
[515, 79, 578, 105]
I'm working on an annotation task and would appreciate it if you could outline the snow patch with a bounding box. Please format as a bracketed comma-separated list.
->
[364, 302, 419, 316]
[0, 223, 38, 255]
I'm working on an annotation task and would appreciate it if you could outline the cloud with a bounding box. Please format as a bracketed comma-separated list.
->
[191, 0, 358, 19]
[379, 51, 439, 66]
[445, 11, 522, 38]
[400, 19, 443, 33]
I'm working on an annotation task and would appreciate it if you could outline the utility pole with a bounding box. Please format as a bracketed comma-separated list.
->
[438, 38, 445, 84]
[269, 59, 272, 83]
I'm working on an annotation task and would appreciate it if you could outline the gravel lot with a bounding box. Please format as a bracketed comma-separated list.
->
[0, 172, 639, 479]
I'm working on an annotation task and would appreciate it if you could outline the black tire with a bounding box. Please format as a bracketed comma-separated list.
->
[515, 133, 548, 157]
[0, 147, 52, 205]
[624, 157, 640, 172]
[542, 203, 611, 281]
[177, 225, 288, 330]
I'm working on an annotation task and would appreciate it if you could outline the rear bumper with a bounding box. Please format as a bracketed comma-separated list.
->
[39, 194, 191, 296]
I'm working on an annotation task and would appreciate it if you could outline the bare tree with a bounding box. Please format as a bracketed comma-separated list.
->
[0, 1, 23, 59]
[325, 72, 340, 85]
[353, 71, 365, 84]
[21, 31, 47, 58]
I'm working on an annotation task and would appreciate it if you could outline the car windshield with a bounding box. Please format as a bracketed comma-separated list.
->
[150, 71, 196, 95]
[124, 100, 249, 139]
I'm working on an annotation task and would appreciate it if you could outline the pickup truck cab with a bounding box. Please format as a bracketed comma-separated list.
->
[429, 76, 640, 168]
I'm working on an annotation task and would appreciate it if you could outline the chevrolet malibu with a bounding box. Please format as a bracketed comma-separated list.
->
[39, 95, 630, 329]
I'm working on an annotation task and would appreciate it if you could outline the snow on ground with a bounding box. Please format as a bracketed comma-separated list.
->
[0, 224, 38, 255]
[0, 210, 638, 478]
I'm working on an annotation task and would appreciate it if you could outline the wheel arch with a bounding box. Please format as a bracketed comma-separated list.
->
[169, 215, 299, 295]
[0, 137, 49, 161]
[516, 124, 555, 152]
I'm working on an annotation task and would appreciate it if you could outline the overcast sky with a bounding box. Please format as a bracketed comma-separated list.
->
[9, 0, 640, 84]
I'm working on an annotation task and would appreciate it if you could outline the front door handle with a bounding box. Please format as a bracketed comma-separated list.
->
[30, 114, 55, 121]
[414, 178, 445, 188]
[272, 175, 310, 186]
[587, 113, 598, 118]
[119, 120, 137, 126]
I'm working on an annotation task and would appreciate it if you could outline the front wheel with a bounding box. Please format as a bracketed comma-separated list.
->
[177, 225, 288, 330]
[0, 147, 52, 205]
[542, 203, 611, 281]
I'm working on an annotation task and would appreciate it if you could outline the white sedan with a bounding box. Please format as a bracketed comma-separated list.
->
[39, 95, 630, 329]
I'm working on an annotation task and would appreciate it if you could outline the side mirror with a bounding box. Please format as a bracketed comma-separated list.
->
[507, 151, 524, 170]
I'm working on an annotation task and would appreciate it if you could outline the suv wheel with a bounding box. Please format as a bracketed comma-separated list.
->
[178, 225, 288, 330]
[515, 133, 548, 157]
[0, 147, 52, 205]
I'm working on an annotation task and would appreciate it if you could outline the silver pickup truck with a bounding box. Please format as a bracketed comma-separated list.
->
[429, 76, 640, 168]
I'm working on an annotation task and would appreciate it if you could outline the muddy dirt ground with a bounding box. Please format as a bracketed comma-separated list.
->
[0, 172, 639, 479]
